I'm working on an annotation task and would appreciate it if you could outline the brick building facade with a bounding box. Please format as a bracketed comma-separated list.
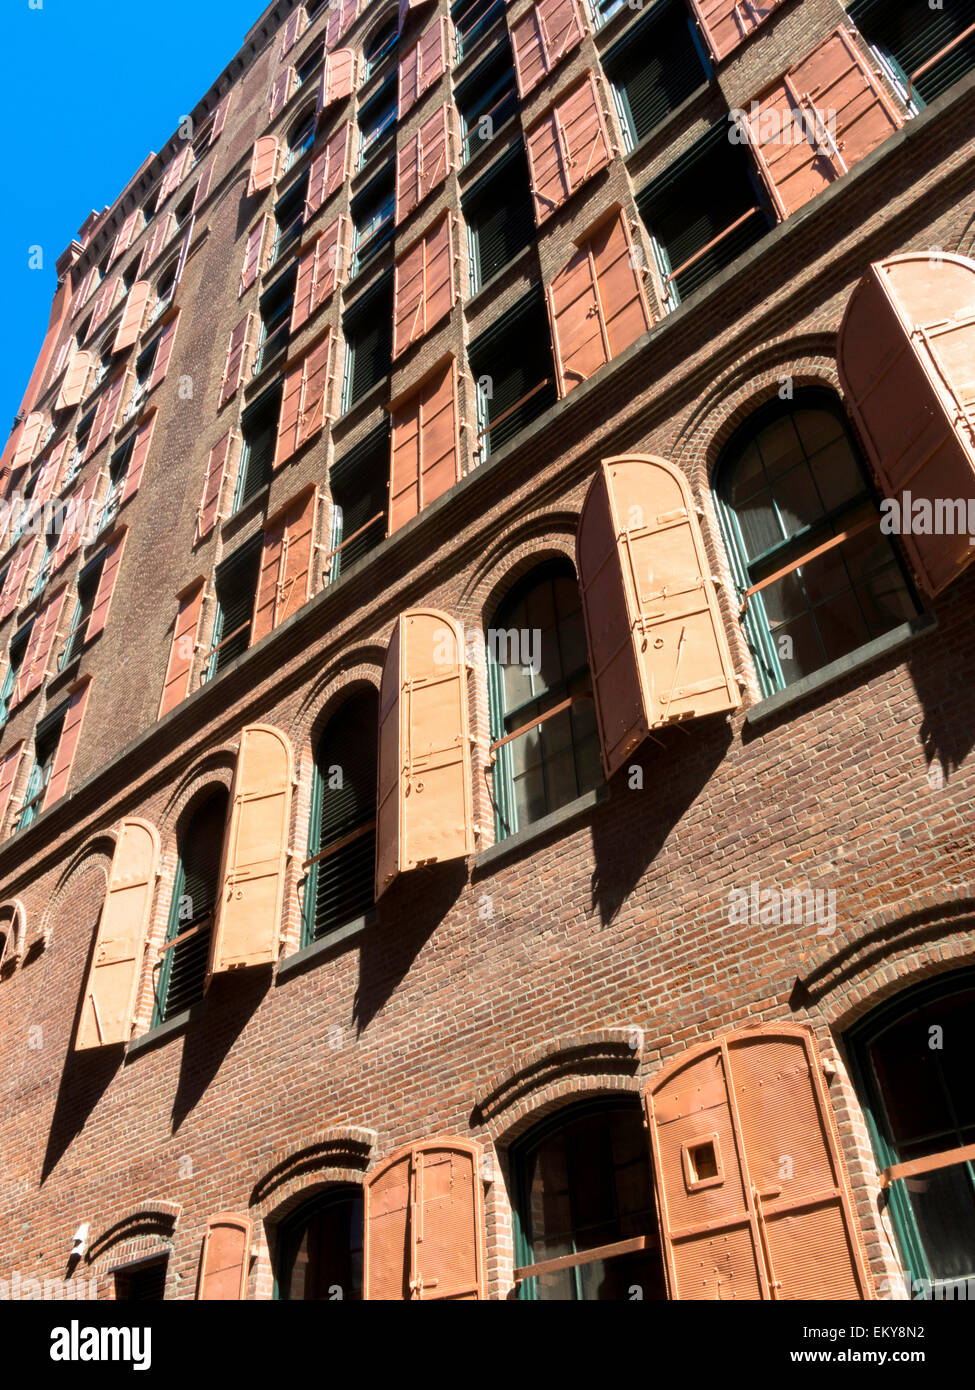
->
[0, 0, 974, 1301]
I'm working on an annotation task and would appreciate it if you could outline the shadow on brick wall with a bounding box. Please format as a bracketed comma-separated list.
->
[171, 967, 272, 1132]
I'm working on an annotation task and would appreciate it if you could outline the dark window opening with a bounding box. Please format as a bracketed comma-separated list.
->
[358, 76, 397, 171]
[468, 287, 556, 458]
[351, 163, 395, 273]
[59, 554, 105, 669]
[275, 1187, 364, 1300]
[453, 0, 505, 61]
[296, 45, 322, 88]
[341, 272, 393, 410]
[326, 423, 389, 582]
[16, 705, 64, 832]
[205, 536, 262, 680]
[99, 436, 134, 533]
[154, 789, 229, 1022]
[235, 385, 282, 510]
[462, 142, 535, 292]
[457, 42, 518, 163]
[271, 173, 309, 268]
[0, 622, 32, 726]
[286, 109, 317, 171]
[847, 0, 975, 108]
[114, 1258, 168, 1302]
[364, 15, 399, 77]
[605, 0, 709, 151]
[255, 266, 298, 375]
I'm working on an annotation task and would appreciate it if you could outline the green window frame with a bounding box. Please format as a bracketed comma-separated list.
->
[341, 272, 393, 411]
[273, 1186, 364, 1300]
[99, 436, 133, 534]
[254, 265, 297, 377]
[456, 42, 518, 164]
[16, 705, 64, 833]
[234, 385, 282, 512]
[0, 622, 33, 727]
[357, 76, 397, 171]
[270, 174, 309, 269]
[203, 535, 262, 684]
[462, 141, 534, 294]
[325, 422, 389, 585]
[604, 0, 710, 154]
[468, 287, 557, 458]
[349, 168, 396, 278]
[847, 0, 975, 111]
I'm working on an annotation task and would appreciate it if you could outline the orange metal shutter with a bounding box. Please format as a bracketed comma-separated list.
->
[156, 147, 191, 209]
[396, 130, 421, 225]
[15, 589, 67, 704]
[396, 105, 450, 225]
[74, 818, 160, 1049]
[137, 213, 178, 277]
[644, 1025, 873, 1300]
[547, 207, 651, 395]
[44, 677, 92, 808]
[689, 0, 784, 63]
[252, 518, 285, 646]
[838, 251, 975, 597]
[0, 744, 24, 834]
[389, 358, 459, 532]
[86, 530, 127, 641]
[526, 71, 611, 224]
[296, 332, 333, 449]
[0, 540, 37, 620]
[248, 136, 280, 196]
[211, 92, 232, 142]
[269, 67, 295, 121]
[221, 313, 256, 405]
[275, 358, 304, 467]
[87, 277, 123, 338]
[85, 372, 127, 460]
[12, 412, 45, 470]
[75, 265, 99, 309]
[197, 433, 236, 540]
[239, 216, 271, 295]
[319, 50, 356, 115]
[252, 486, 318, 643]
[291, 217, 346, 331]
[50, 334, 76, 384]
[511, 0, 586, 99]
[196, 1215, 252, 1299]
[281, 5, 307, 56]
[305, 122, 350, 220]
[393, 213, 454, 359]
[147, 311, 179, 391]
[576, 456, 740, 778]
[745, 29, 902, 220]
[53, 473, 100, 573]
[208, 724, 293, 976]
[109, 209, 142, 265]
[120, 413, 156, 505]
[375, 609, 474, 898]
[30, 439, 69, 512]
[159, 579, 206, 716]
[112, 281, 152, 353]
[363, 1139, 485, 1299]
[398, 17, 446, 118]
[192, 160, 215, 211]
[323, 0, 357, 47]
[55, 350, 93, 410]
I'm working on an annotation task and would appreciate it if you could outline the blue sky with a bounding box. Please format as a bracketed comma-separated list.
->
[2, 0, 256, 438]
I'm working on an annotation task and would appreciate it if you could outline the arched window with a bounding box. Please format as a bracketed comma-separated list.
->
[302, 688, 379, 943]
[285, 109, 317, 172]
[847, 968, 975, 1297]
[275, 1186, 364, 1300]
[153, 787, 229, 1023]
[512, 1098, 666, 1300]
[714, 388, 918, 694]
[486, 558, 600, 840]
[362, 13, 398, 78]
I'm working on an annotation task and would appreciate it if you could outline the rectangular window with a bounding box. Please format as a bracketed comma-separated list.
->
[636, 120, 773, 309]
[99, 437, 133, 533]
[358, 76, 397, 171]
[588, 0, 625, 28]
[468, 289, 557, 458]
[0, 624, 32, 727]
[604, 0, 710, 152]
[58, 556, 103, 670]
[271, 174, 309, 268]
[342, 273, 393, 410]
[16, 707, 62, 832]
[452, 0, 506, 61]
[847, 0, 975, 109]
[254, 267, 297, 376]
[235, 386, 282, 511]
[68, 407, 98, 482]
[351, 164, 396, 273]
[456, 42, 518, 163]
[30, 535, 56, 602]
[204, 537, 262, 682]
[463, 142, 535, 293]
[126, 339, 157, 421]
[326, 424, 389, 584]
[114, 1258, 168, 1302]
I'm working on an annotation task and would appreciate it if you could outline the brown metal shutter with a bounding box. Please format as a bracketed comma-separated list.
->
[744, 29, 902, 219]
[396, 104, 451, 225]
[689, 0, 785, 63]
[375, 608, 475, 898]
[207, 724, 293, 976]
[156, 148, 191, 209]
[0, 540, 37, 620]
[159, 579, 206, 717]
[364, 1139, 486, 1299]
[576, 456, 740, 777]
[305, 122, 351, 221]
[526, 71, 612, 225]
[280, 5, 307, 56]
[120, 414, 156, 505]
[137, 214, 178, 278]
[269, 67, 295, 121]
[838, 252, 975, 597]
[75, 818, 160, 1049]
[388, 357, 460, 532]
[85, 371, 127, 461]
[398, 16, 447, 118]
[109, 209, 142, 265]
[0, 743, 24, 834]
[392, 212, 454, 358]
[211, 92, 233, 142]
[221, 314, 256, 406]
[112, 281, 152, 353]
[86, 529, 127, 641]
[196, 1214, 252, 1299]
[512, 0, 586, 99]
[292, 219, 347, 331]
[248, 136, 280, 196]
[29, 439, 69, 512]
[147, 311, 180, 391]
[252, 486, 318, 643]
[239, 216, 272, 296]
[197, 433, 236, 540]
[14, 589, 66, 705]
[275, 332, 333, 467]
[644, 1025, 873, 1300]
[324, 0, 358, 46]
[44, 676, 92, 809]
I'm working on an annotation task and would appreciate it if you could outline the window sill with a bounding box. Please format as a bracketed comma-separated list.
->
[452, 18, 507, 85]
[475, 784, 610, 871]
[276, 909, 379, 982]
[745, 613, 937, 725]
[466, 240, 537, 312]
[621, 81, 716, 176]
[339, 373, 389, 424]
[458, 115, 520, 184]
[245, 343, 289, 397]
[220, 482, 270, 542]
[125, 1002, 206, 1060]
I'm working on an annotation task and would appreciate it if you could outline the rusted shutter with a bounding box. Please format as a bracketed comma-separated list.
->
[375, 609, 474, 898]
[86, 277, 124, 339]
[85, 372, 127, 461]
[291, 216, 347, 331]
[280, 5, 307, 57]
[192, 160, 215, 211]
[364, 1139, 485, 1300]
[838, 251, 975, 597]
[398, 16, 446, 118]
[14, 590, 67, 706]
[389, 358, 459, 532]
[0, 541, 37, 620]
[221, 313, 257, 405]
[147, 311, 179, 391]
[43, 677, 92, 808]
[53, 473, 100, 574]
[208, 724, 293, 976]
[12, 412, 46, 470]
[211, 92, 232, 142]
[248, 136, 280, 196]
[156, 147, 191, 209]
[269, 67, 295, 121]
[689, 0, 784, 63]
[196, 1215, 252, 1299]
[526, 71, 611, 225]
[159, 579, 206, 716]
[393, 213, 454, 359]
[239, 216, 271, 296]
[197, 433, 236, 541]
[86, 530, 127, 642]
[305, 122, 350, 221]
[547, 207, 651, 395]
[0, 744, 24, 834]
[744, 29, 902, 220]
[644, 1025, 873, 1300]
[120, 413, 156, 506]
[137, 213, 178, 277]
[576, 455, 740, 777]
[318, 49, 356, 115]
[112, 281, 152, 353]
[109, 209, 143, 265]
[511, 0, 586, 99]
[396, 104, 451, 225]
[55, 350, 93, 410]
[252, 486, 318, 643]
[323, 0, 357, 48]
[274, 333, 333, 467]
[75, 818, 159, 1049]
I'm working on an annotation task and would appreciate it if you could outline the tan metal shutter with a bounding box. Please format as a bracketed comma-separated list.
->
[295, 330, 333, 450]
[644, 1025, 873, 1300]
[11, 412, 45, 470]
[512, 0, 586, 99]
[112, 281, 152, 353]
[29, 439, 69, 512]
[838, 252, 975, 597]
[156, 147, 191, 209]
[85, 371, 127, 461]
[208, 724, 293, 975]
[275, 358, 305, 468]
[14, 589, 67, 705]
[252, 486, 318, 645]
[109, 209, 143, 265]
[159, 579, 206, 717]
[689, 0, 785, 63]
[147, 311, 180, 391]
[319, 49, 356, 114]
[75, 818, 160, 1049]
[0, 743, 24, 835]
[192, 160, 215, 211]
[393, 212, 454, 359]
[196, 1214, 252, 1299]
[211, 92, 233, 142]
[388, 357, 460, 532]
[247, 136, 280, 196]
[44, 676, 93, 808]
[0, 540, 37, 620]
[576, 456, 740, 777]
[375, 608, 475, 898]
[364, 1147, 412, 1300]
